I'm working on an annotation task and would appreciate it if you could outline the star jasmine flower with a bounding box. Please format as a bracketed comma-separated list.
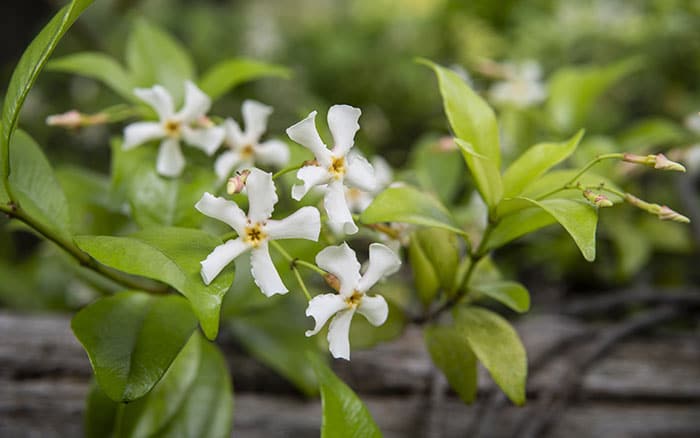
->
[195, 168, 321, 296]
[214, 100, 290, 181]
[345, 155, 393, 214]
[489, 60, 547, 108]
[305, 242, 401, 360]
[286, 105, 377, 235]
[123, 81, 225, 177]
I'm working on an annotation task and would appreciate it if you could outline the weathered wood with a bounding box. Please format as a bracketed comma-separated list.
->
[1, 312, 699, 437]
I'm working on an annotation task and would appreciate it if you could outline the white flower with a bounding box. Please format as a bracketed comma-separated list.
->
[195, 168, 320, 296]
[214, 100, 290, 181]
[345, 155, 393, 214]
[123, 81, 225, 177]
[305, 242, 401, 360]
[286, 105, 377, 235]
[489, 61, 547, 108]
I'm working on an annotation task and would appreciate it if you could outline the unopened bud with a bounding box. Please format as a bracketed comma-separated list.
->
[226, 169, 251, 195]
[197, 115, 214, 128]
[46, 110, 82, 128]
[622, 153, 685, 172]
[624, 193, 690, 223]
[583, 189, 613, 207]
[323, 273, 341, 292]
[658, 206, 691, 223]
[437, 136, 458, 152]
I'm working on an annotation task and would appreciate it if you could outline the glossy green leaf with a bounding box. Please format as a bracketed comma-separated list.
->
[361, 185, 465, 235]
[72, 291, 198, 402]
[8, 130, 71, 240]
[425, 324, 478, 404]
[473, 281, 530, 313]
[199, 58, 290, 100]
[1, 0, 93, 185]
[409, 227, 460, 305]
[111, 140, 217, 228]
[502, 130, 584, 198]
[410, 135, 464, 203]
[126, 19, 195, 101]
[420, 59, 502, 208]
[547, 59, 641, 133]
[310, 355, 382, 438]
[490, 198, 598, 261]
[408, 235, 440, 306]
[74, 228, 235, 339]
[455, 306, 527, 405]
[48, 52, 136, 101]
[84, 381, 119, 438]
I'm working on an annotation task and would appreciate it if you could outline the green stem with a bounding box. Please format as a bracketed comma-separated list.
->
[536, 153, 624, 200]
[292, 267, 312, 301]
[0, 201, 169, 294]
[272, 163, 303, 180]
[269, 240, 318, 301]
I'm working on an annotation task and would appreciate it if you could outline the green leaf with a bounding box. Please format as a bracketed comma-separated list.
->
[473, 281, 530, 313]
[310, 355, 382, 438]
[502, 130, 584, 198]
[111, 140, 217, 228]
[409, 227, 460, 305]
[72, 291, 198, 402]
[408, 235, 440, 306]
[419, 59, 502, 208]
[425, 324, 478, 404]
[360, 185, 465, 236]
[74, 228, 235, 339]
[454, 306, 527, 405]
[618, 117, 688, 153]
[126, 19, 195, 102]
[409, 135, 464, 203]
[48, 52, 136, 101]
[84, 381, 119, 438]
[1, 0, 93, 187]
[8, 130, 71, 240]
[547, 59, 641, 133]
[489, 198, 598, 261]
[199, 58, 290, 100]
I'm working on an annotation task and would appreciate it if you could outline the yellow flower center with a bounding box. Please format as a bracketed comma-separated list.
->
[345, 290, 363, 308]
[329, 156, 345, 179]
[164, 119, 181, 138]
[241, 144, 255, 159]
[243, 223, 267, 248]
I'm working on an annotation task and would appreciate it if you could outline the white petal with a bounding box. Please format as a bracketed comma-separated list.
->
[134, 85, 175, 120]
[345, 154, 377, 193]
[200, 238, 249, 285]
[182, 126, 225, 156]
[255, 139, 290, 168]
[328, 308, 355, 360]
[357, 243, 401, 292]
[324, 180, 358, 235]
[327, 104, 361, 157]
[176, 80, 211, 122]
[291, 165, 331, 201]
[266, 206, 320, 241]
[195, 192, 247, 234]
[242, 100, 273, 142]
[156, 138, 185, 177]
[371, 156, 393, 190]
[246, 168, 278, 223]
[315, 242, 361, 297]
[250, 244, 288, 296]
[214, 150, 244, 181]
[357, 294, 388, 326]
[304, 293, 347, 337]
[123, 122, 165, 150]
[223, 118, 245, 147]
[286, 111, 332, 166]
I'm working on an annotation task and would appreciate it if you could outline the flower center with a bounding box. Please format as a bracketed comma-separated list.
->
[329, 156, 345, 179]
[345, 290, 363, 308]
[241, 144, 255, 159]
[243, 223, 267, 248]
[164, 119, 181, 138]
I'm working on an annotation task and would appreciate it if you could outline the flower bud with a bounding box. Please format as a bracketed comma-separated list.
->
[323, 273, 341, 293]
[226, 169, 251, 195]
[658, 206, 691, 223]
[622, 153, 685, 172]
[46, 110, 82, 129]
[624, 193, 690, 223]
[582, 189, 613, 207]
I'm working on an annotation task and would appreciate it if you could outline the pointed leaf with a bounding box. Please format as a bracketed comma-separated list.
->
[502, 130, 584, 198]
[1, 0, 94, 186]
[420, 59, 502, 207]
[455, 306, 527, 405]
[48, 52, 136, 101]
[360, 185, 465, 236]
[8, 130, 71, 240]
[74, 228, 235, 339]
[199, 58, 290, 100]
[473, 281, 530, 313]
[408, 235, 440, 306]
[425, 324, 478, 404]
[71, 291, 198, 402]
[310, 355, 382, 438]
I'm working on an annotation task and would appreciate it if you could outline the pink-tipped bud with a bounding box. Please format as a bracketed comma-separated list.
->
[438, 136, 458, 152]
[226, 169, 251, 195]
[323, 273, 341, 293]
[624, 193, 690, 223]
[583, 189, 613, 207]
[622, 153, 685, 172]
[658, 206, 691, 223]
[197, 115, 215, 128]
[46, 110, 82, 129]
